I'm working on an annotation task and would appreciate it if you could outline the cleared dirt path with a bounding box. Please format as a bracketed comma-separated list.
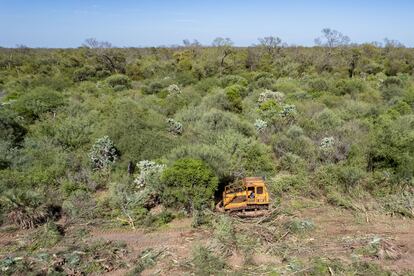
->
[297, 205, 414, 272]
[68, 204, 414, 274]
[90, 218, 209, 252]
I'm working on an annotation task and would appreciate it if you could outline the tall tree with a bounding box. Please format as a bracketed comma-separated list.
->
[257, 36, 283, 59]
[212, 37, 234, 72]
[315, 28, 350, 49]
[83, 38, 126, 73]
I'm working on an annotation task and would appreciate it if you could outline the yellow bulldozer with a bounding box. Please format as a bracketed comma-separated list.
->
[216, 177, 270, 217]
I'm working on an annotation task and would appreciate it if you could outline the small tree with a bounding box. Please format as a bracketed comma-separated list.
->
[160, 158, 218, 212]
[134, 160, 165, 189]
[105, 74, 132, 91]
[258, 90, 285, 104]
[280, 104, 297, 124]
[88, 136, 118, 171]
[257, 36, 283, 59]
[254, 119, 268, 133]
[212, 37, 234, 72]
[166, 118, 183, 135]
[167, 84, 182, 96]
[315, 28, 350, 48]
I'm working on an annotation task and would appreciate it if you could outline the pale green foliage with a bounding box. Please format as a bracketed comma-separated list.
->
[320, 136, 335, 149]
[280, 104, 297, 118]
[254, 119, 268, 132]
[134, 160, 165, 189]
[166, 84, 181, 95]
[88, 136, 117, 171]
[166, 118, 183, 135]
[258, 90, 285, 104]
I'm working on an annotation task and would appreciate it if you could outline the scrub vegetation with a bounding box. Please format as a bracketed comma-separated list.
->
[1, 30, 414, 274]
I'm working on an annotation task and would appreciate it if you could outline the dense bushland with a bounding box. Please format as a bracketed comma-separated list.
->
[0, 35, 414, 228]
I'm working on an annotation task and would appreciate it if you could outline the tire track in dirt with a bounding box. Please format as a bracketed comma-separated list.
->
[90, 218, 210, 252]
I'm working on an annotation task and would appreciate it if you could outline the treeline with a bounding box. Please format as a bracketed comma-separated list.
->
[0, 29, 413, 228]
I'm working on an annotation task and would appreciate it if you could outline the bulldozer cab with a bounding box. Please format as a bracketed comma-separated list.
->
[244, 178, 268, 204]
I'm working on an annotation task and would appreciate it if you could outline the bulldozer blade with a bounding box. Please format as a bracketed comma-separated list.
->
[215, 201, 225, 213]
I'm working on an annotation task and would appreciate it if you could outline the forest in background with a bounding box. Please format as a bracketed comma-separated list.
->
[1, 29, 414, 273]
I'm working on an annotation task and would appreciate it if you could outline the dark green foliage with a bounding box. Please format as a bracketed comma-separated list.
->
[0, 108, 26, 145]
[160, 158, 218, 211]
[368, 115, 414, 183]
[142, 78, 172, 94]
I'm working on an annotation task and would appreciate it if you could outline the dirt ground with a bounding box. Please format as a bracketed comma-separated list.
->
[2, 200, 414, 275]
[86, 202, 414, 275]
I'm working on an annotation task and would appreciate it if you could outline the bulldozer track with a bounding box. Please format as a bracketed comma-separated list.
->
[228, 204, 269, 213]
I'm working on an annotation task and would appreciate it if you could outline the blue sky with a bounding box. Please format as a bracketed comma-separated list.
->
[0, 0, 413, 48]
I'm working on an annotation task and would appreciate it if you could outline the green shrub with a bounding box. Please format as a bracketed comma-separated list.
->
[105, 74, 132, 91]
[381, 84, 405, 102]
[315, 108, 343, 130]
[306, 77, 330, 93]
[12, 87, 64, 120]
[194, 77, 220, 92]
[167, 144, 232, 180]
[326, 190, 356, 210]
[103, 100, 176, 162]
[268, 174, 308, 196]
[62, 190, 98, 220]
[1, 188, 59, 229]
[279, 153, 307, 174]
[334, 78, 366, 97]
[274, 77, 302, 93]
[157, 210, 174, 225]
[196, 109, 254, 136]
[285, 218, 315, 234]
[88, 136, 118, 171]
[220, 75, 248, 87]
[338, 165, 365, 190]
[382, 192, 414, 218]
[175, 71, 196, 85]
[142, 78, 172, 94]
[160, 158, 218, 211]
[78, 81, 99, 94]
[225, 84, 246, 112]
[368, 115, 414, 184]
[0, 108, 27, 145]
[73, 66, 96, 82]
